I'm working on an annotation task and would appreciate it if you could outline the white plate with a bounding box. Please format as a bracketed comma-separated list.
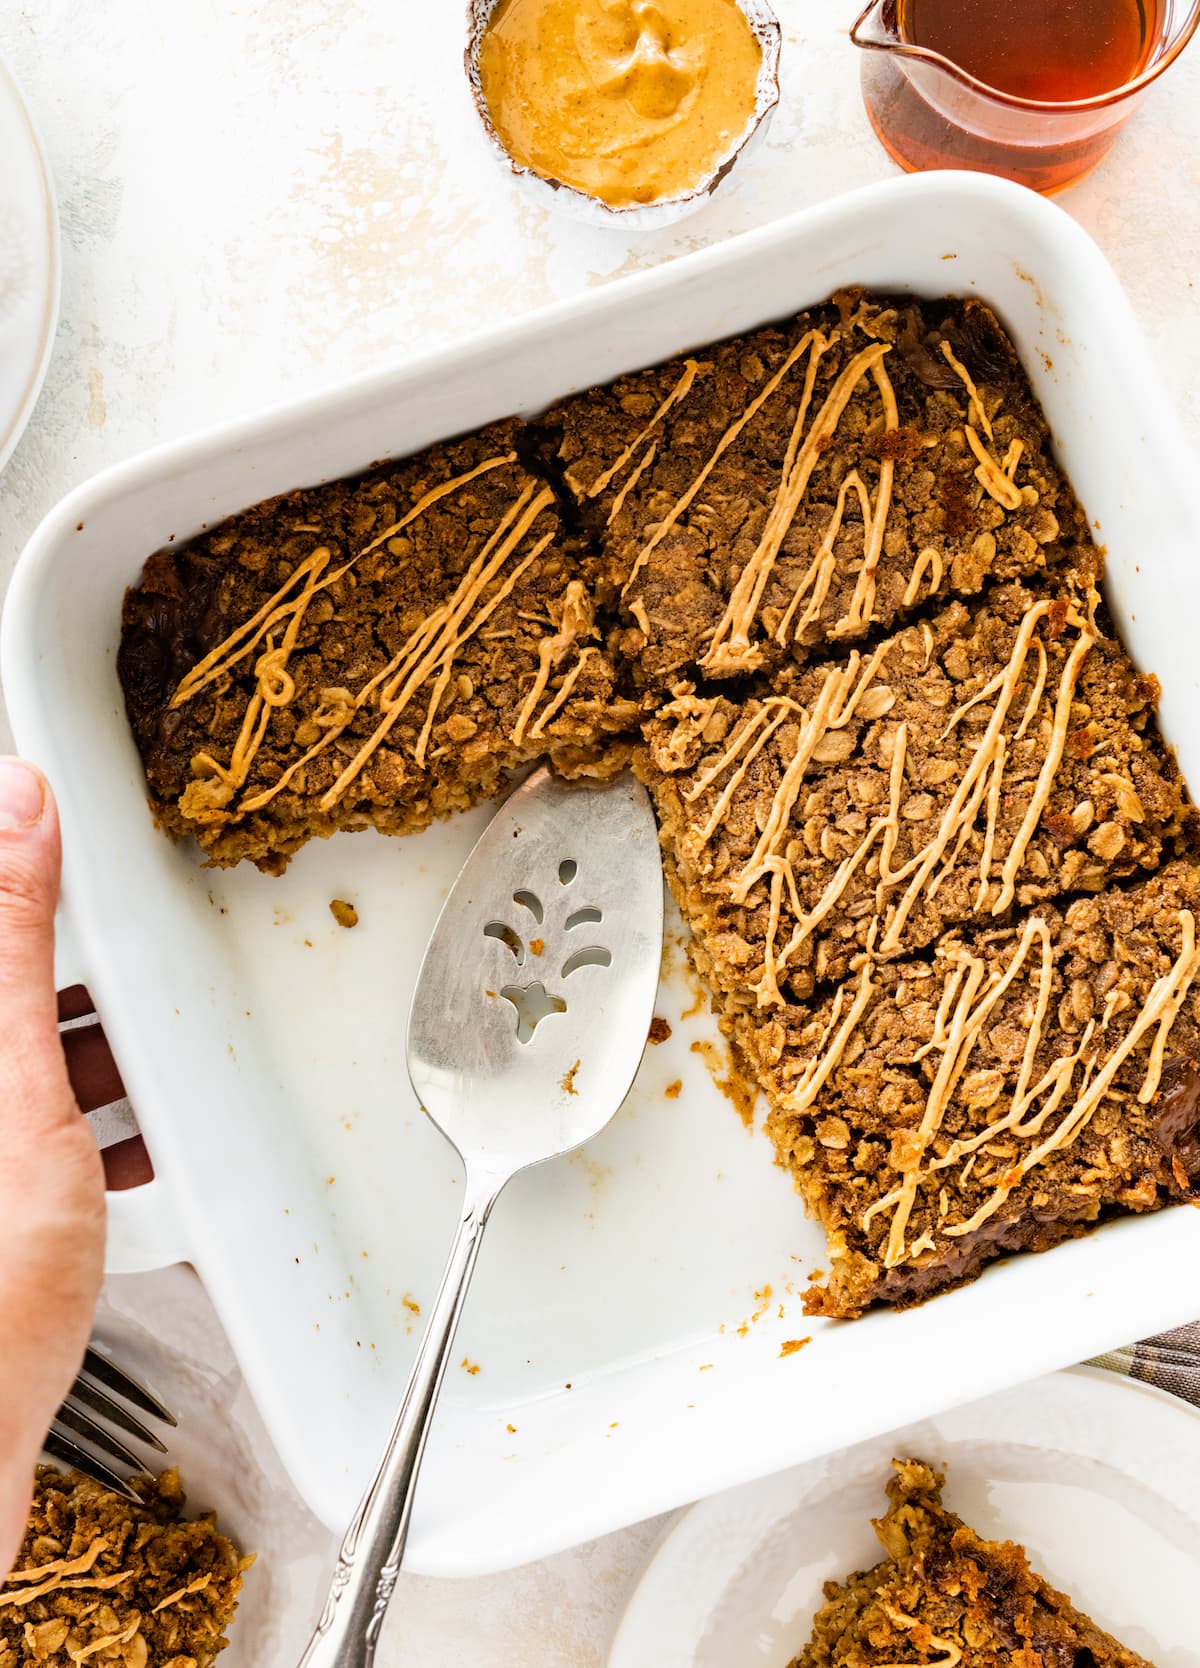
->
[6, 173, 1200, 1574]
[0, 55, 58, 474]
[608, 1368, 1200, 1668]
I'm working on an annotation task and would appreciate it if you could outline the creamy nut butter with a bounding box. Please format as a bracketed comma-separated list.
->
[477, 0, 763, 207]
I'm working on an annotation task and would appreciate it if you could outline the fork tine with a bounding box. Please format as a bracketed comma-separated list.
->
[81, 1345, 177, 1426]
[66, 1376, 168, 1453]
[42, 1430, 144, 1504]
[52, 1402, 144, 1473]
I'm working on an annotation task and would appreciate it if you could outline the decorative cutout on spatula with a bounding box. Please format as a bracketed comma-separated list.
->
[484, 867, 611, 1043]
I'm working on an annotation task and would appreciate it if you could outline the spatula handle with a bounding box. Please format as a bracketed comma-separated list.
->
[296, 1170, 501, 1668]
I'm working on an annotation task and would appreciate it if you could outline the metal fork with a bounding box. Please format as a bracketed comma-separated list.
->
[43, 1344, 177, 1500]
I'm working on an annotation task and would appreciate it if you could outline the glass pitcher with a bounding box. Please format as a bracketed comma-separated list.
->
[851, 0, 1200, 193]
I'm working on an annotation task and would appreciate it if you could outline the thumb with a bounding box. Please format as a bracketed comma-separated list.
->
[0, 758, 76, 1141]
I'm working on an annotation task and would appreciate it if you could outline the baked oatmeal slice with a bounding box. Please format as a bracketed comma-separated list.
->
[794, 1460, 1152, 1668]
[731, 861, 1200, 1319]
[118, 420, 638, 872]
[3, 1465, 251, 1668]
[539, 294, 1089, 686]
[642, 578, 1189, 1000]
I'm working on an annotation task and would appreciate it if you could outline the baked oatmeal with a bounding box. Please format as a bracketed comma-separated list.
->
[795, 1460, 1151, 1668]
[643, 578, 1189, 999]
[2, 1466, 250, 1668]
[729, 861, 1200, 1318]
[118, 420, 636, 872]
[540, 295, 1090, 686]
[118, 288, 1200, 1319]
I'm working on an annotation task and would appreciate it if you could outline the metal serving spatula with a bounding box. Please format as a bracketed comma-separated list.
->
[299, 765, 664, 1668]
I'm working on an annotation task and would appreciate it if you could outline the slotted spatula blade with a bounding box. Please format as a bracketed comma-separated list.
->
[408, 764, 664, 1177]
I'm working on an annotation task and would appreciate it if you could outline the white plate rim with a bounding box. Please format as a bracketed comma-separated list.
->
[0, 53, 60, 476]
[607, 1365, 1200, 1668]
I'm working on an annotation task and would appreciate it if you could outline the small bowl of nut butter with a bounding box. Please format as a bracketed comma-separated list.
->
[466, 0, 782, 229]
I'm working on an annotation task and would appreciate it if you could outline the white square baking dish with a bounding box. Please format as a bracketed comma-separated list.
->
[6, 172, 1200, 1576]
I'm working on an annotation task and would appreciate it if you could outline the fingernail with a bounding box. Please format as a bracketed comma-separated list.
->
[0, 759, 46, 831]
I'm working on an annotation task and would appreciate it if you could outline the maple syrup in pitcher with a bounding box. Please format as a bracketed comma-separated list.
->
[852, 0, 1174, 192]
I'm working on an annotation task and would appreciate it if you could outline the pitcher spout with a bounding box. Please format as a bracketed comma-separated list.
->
[850, 0, 900, 51]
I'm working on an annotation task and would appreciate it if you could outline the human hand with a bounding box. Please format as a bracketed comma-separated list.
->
[0, 760, 106, 1574]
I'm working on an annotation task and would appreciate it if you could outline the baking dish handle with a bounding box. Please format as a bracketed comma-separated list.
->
[104, 1180, 189, 1273]
[53, 904, 87, 994]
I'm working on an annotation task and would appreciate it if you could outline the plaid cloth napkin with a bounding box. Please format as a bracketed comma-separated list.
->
[1090, 1323, 1200, 1407]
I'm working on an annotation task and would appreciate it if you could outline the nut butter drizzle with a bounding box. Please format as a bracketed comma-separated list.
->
[320, 487, 556, 807]
[619, 331, 827, 594]
[789, 908, 1200, 1268]
[674, 594, 1096, 1007]
[170, 312, 1029, 823]
[172, 454, 515, 709]
[511, 580, 596, 745]
[703, 343, 896, 671]
[598, 315, 1032, 659]
[585, 358, 701, 507]
[940, 341, 1025, 510]
[166, 458, 592, 819]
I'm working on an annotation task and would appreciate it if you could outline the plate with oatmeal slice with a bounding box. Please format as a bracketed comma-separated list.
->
[608, 1368, 1200, 1668]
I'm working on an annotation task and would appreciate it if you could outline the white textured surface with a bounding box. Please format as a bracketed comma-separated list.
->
[1, 1, 1199, 1661]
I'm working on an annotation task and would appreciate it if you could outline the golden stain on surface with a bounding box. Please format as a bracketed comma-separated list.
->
[85, 365, 106, 428]
[288, 125, 564, 360]
[567, 1147, 611, 1192]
